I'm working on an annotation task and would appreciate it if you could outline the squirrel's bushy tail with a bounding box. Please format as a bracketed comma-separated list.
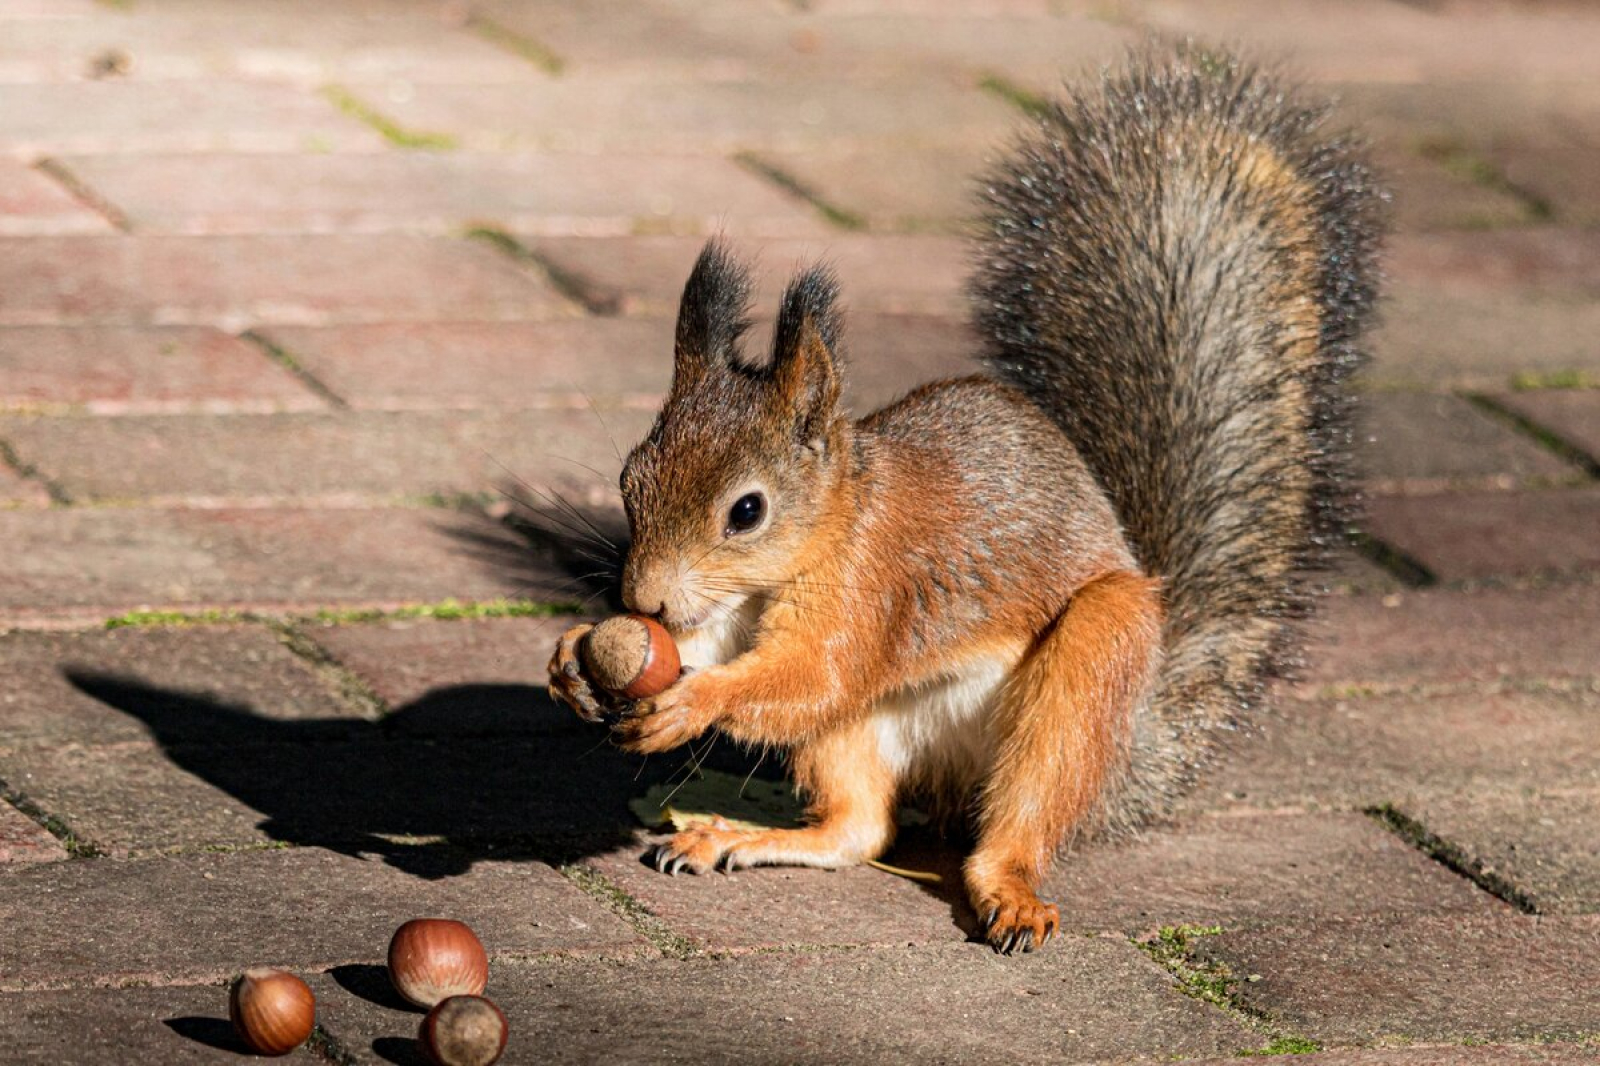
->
[970, 45, 1385, 829]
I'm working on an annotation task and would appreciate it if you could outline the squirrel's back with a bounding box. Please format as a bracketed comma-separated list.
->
[970, 45, 1386, 828]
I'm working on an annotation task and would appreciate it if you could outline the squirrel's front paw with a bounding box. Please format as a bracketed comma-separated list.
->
[546, 623, 618, 723]
[613, 682, 715, 754]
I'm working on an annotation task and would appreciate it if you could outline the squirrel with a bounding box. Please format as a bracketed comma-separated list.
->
[548, 45, 1384, 954]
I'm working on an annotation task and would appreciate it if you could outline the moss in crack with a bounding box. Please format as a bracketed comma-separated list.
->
[1414, 135, 1553, 222]
[1465, 392, 1600, 479]
[1, 784, 103, 858]
[469, 14, 565, 75]
[306, 598, 580, 626]
[1240, 1036, 1323, 1056]
[321, 85, 457, 151]
[1368, 803, 1539, 914]
[732, 153, 866, 231]
[1511, 369, 1597, 391]
[979, 73, 1051, 120]
[105, 608, 257, 630]
[559, 863, 698, 960]
[1137, 924, 1233, 1009]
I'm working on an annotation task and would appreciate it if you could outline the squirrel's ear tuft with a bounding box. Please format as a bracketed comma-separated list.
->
[674, 238, 753, 384]
[771, 264, 844, 449]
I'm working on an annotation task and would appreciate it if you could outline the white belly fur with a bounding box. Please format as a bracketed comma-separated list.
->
[680, 600, 1019, 796]
[870, 651, 1019, 795]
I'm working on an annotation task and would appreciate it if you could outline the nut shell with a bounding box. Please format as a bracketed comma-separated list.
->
[582, 614, 681, 699]
[229, 967, 315, 1056]
[388, 918, 489, 1010]
[420, 995, 509, 1066]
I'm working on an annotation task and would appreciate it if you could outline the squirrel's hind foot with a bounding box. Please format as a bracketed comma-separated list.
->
[973, 883, 1060, 955]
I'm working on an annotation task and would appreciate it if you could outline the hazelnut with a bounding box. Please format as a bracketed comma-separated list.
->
[419, 995, 509, 1066]
[581, 614, 681, 699]
[388, 918, 489, 1010]
[229, 967, 315, 1056]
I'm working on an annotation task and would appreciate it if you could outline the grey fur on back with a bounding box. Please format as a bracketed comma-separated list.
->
[970, 45, 1385, 829]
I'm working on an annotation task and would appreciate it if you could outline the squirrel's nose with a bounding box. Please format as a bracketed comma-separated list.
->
[621, 587, 665, 619]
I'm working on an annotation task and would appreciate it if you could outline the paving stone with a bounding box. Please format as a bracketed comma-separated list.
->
[314, 941, 1262, 1065]
[0, 408, 652, 504]
[0, 7, 538, 86]
[305, 615, 592, 736]
[367, 78, 1016, 154]
[0, 626, 362, 749]
[1494, 390, 1600, 465]
[1390, 230, 1600, 299]
[0, 462, 48, 507]
[744, 143, 989, 232]
[522, 234, 968, 317]
[1182, 1049, 1600, 1066]
[0, 81, 383, 155]
[1140, 2, 1600, 84]
[265, 313, 978, 413]
[1398, 788, 1600, 915]
[1190, 688, 1600, 814]
[0, 235, 576, 328]
[0, 325, 325, 414]
[1302, 583, 1600, 694]
[1365, 486, 1600, 582]
[1374, 144, 1536, 232]
[57, 153, 829, 237]
[0, 984, 322, 1063]
[0, 800, 66, 864]
[1358, 391, 1580, 492]
[0, 730, 654, 858]
[263, 319, 678, 410]
[0, 848, 643, 991]
[1371, 286, 1600, 391]
[0, 506, 559, 625]
[0, 158, 113, 235]
[1042, 812, 1505, 931]
[1195, 914, 1600, 1045]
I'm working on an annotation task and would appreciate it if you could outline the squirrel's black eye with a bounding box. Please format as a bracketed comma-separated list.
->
[726, 492, 767, 535]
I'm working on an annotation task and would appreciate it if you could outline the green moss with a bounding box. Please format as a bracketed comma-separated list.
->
[321, 85, 457, 151]
[469, 15, 565, 75]
[1240, 1036, 1323, 1056]
[1414, 135, 1553, 222]
[308, 597, 579, 625]
[733, 153, 867, 231]
[1137, 924, 1233, 1009]
[1511, 368, 1598, 391]
[559, 863, 698, 959]
[105, 608, 254, 630]
[979, 73, 1052, 120]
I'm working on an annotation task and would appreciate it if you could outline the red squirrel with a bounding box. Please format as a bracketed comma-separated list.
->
[548, 46, 1384, 954]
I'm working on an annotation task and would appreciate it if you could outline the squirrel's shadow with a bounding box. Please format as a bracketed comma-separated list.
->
[64, 669, 768, 879]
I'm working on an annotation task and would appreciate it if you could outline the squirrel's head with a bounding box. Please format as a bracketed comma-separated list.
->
[618, 240, 847, 633]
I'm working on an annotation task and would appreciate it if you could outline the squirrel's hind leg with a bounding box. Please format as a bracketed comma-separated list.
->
[649, 717, 897, 875]
[967, 570, 1162, 953]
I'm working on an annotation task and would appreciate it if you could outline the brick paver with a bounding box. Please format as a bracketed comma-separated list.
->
[1358, 391, 1581, 492]
[57, 152, 832, 237]
[1366, 486, 1600, 582]
[0, 801, 66, 865]
[1494, 389, 1600, 465]
[0, 158, 114, 235]
[0, 506, 560, 625]
[1191, 688, 1600, 814]
[0, 849, 643, 992]
[2, 1, 1598, 1061]
[1302, 583, 1600, 694]
[0, 408, 652, 504]
[313, 943, 1265, 1065]
[0, 325, 325, 414]
[1197, 915, 1600, 1045]
[0, 235, 576, 328]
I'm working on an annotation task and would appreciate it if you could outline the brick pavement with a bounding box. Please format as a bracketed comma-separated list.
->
[0, 1, 1596, 1063]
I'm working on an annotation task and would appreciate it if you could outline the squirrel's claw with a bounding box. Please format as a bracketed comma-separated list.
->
[977, 891, 1059, 956]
